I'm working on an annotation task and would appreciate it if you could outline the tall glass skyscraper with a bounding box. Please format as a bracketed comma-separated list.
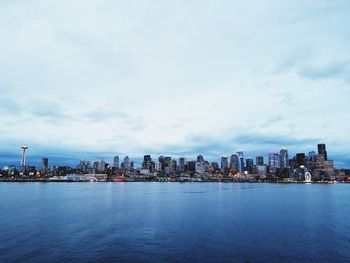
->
[113, 155, 119, 169]
[237, 151, 244, 172]
[269, 152, 280, 169]
[280, 148, 289, 168]
[221, 156, 228, 172]
[317, 143, 327, 160]
[230, 154, 239, 173]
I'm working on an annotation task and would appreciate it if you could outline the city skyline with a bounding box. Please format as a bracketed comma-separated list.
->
[1, 1, 350, 168]
[0, 142, 343, 170]
[2, 142, 346, 183]
[0, 141, 349, 169]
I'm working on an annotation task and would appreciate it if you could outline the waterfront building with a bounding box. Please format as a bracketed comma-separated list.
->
[318, 143, 328, 161]
[280, 148, 289, 168]
[256, 156, 264, 166]
[221, 156, 228, 172]
[237, 152, 245, 172]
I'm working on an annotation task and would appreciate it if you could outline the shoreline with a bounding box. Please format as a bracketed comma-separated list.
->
[0, 178, 345, 184]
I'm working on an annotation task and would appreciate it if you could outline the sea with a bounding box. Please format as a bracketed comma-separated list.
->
[1, 182, 350, 263]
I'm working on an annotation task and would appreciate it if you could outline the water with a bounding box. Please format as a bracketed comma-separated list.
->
[1, 183, 350, 262]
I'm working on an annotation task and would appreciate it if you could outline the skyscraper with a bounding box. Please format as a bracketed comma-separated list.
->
[268, 152, 280, 169]
[245, 158, 254, 174]
[230, 154, 239, 173]
[123, 156, 131, 170]
[318, 143, 328, 160]
[308, 151, 317, 170]
[296, 153, 306, 167]
[280, 148, 289, 168]
[178, 157, 186, 172]
[256, 156, 264, 166]
[221, 156, 228, 172]
[237, 151, 244, 172]
[142, 155, 154, 172]
[113, 155, 119, 169]
[98, 160, 106, 172]
[158, 156, 165, 171]
[197, 155, 204, 163]
[41, 158, 48, 172]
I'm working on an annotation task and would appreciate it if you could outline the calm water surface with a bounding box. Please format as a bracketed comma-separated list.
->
[1, 183, 350, 262]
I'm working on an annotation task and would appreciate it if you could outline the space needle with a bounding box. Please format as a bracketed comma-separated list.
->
[21, 145, 28, 167]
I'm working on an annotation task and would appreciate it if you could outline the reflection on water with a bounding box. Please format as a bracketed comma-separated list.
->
[1, 183, 350, 262]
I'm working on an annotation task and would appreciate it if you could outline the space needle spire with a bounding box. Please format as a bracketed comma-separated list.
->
[21, 145, 28, 167]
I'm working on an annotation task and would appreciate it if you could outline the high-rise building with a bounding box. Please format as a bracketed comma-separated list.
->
[221, 156, 228, 172]
[315, 154, 325, 170]
[158, 156, 165, 171]
[171, 160, 177, 172]
[98, 160, 106, 172]
[318, 143, 328, 160]
[178, 157, 186, 172]
[113, 155, 119, 169]
[324, 160, 335, 177]
[164, 157, 172, 169]
[78, 160, 91, 173]
[93, 161, 99, 171]
[41, 158, 48, 172]
[197, 155, 204, 163]
[122, 156, 131, 170]
[280, 148, 289, 168]
[195, 162, 205, 174]
[237, 152, 245, 172]
[307, 151, 317, 171]
[245, 158, 254, 174]
[187, 161, 196, 172]
[256, 156, 264, 166]
[268, 152, 280, 169]
[142, 155, 154, 172]
[230, 154, 239, 173]
[296, 153, 306, 167]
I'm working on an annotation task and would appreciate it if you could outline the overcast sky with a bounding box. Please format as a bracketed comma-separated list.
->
[0, 0, 350, 167]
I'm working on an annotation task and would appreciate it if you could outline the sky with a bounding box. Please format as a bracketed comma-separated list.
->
[0, 0, 350, 168]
